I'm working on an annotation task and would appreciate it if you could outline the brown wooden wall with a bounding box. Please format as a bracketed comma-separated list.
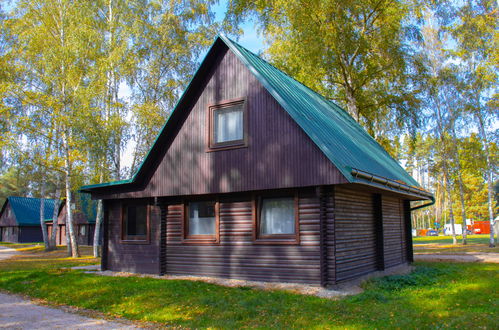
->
[102, 186, 412, 285]
[0, 226, 18, 242]
[98, 49, 345, 200]
[163, 192, 322, 284]
[0, 203, 17, 227]
[58, 205, 91, 225]
[19, 226, 43, 243]
[324, 191, 336, 285]
[382, 196, 408, 268]
[333, 186, 378, 283]
[47, 224, 95, 246]
[105, 200, 161, 274]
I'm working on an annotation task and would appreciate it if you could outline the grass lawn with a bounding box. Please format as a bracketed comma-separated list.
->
[413, 235, 499, 254]
[0, 247, 497, 328]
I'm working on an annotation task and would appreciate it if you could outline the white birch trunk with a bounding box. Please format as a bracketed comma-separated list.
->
[39, 184, 49, 251]
[65, 218, 71, 254]
[93, 199, 103, 257]
[450, 128, 468, 245]
[63, 130, 79, 258]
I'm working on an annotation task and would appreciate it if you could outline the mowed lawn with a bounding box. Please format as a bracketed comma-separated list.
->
[0, 246, 497, 328]
[413, 235, 499, 254]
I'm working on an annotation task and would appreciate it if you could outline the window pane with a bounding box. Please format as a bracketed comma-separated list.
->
[260, 197, 295, 235]
[125, 205, 147, 237]
[214, 104, 243, 143]
[188, 201, 216, 235]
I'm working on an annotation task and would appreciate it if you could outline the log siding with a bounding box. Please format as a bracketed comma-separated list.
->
[334, 186, 378, 283]
[102, 186, 411, 285]
[105, 200, 161, 274]
[382, 196, 407, 268]
[163, 191, 322, 285]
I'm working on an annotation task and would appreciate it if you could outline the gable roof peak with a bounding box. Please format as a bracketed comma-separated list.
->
[81, 36, 431, 200]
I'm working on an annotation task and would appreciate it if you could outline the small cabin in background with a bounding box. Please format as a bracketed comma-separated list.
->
[46, 193, 97, 246]
[81, 36, 433, 287]
[0, 196, 54, 243]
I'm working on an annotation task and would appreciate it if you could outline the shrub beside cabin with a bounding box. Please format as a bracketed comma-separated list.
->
[81, 36, 433, 286]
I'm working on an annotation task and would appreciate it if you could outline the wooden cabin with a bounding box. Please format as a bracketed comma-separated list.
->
[46, 194, 97, 246]
[81, 36, 433, 286]
[0, 196, 54, 243]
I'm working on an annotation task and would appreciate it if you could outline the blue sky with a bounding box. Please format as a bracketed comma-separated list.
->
[212, 0, 264, 53]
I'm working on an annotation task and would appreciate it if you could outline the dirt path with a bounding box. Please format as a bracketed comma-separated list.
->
[0, 293, 138, 329]
[414, 253, 499, 263]
[0, 246, 18, 261]
[0, 246, 139, 329]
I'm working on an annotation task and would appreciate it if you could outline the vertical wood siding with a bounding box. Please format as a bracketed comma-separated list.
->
[334, 186, 377, 282]
[47, 224, 95, 246]
[382, 196, 407, 267]
[0, 226, 18, 242]
[0, 204, 17, 227]
[100, 49, 345, 200]
[106, 200, 161, 274]
[162, 191, 322, 285]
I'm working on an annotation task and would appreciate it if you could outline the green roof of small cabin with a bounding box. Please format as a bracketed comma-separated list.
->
[43, 192, 96, 224]
[81, 35, 431, 199]
[76, 193, 97, 223]
[2, 196, 55, 226]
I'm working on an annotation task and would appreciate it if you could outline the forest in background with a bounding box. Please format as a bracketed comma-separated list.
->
[0, 0, 497, 254]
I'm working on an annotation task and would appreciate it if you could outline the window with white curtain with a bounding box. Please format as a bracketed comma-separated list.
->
[210, 101, 245, 147]
[259, 197, 296, 235]
[187, 201, 216, 236]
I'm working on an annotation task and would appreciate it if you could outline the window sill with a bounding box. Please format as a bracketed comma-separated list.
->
[253, 238, 299, 245]
[206, 143, 248, 152]
[182, 237, 219, 245]
[120, 239, 150, 245]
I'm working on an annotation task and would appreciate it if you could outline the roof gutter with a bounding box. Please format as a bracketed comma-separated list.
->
[409, 196, 436, 211]
[351, 168, 433, 200]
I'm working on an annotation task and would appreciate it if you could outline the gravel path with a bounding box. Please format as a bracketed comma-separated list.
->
[0, 246, 138, 329]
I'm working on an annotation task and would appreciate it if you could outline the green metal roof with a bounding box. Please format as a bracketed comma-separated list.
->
[81, 35, 424, 194]
[6, 196, 55, 226]
[220, 35, 420, 187]
[77, 193, 97, 223]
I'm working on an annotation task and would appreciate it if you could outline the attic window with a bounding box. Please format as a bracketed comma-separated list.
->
[208, 98, 247, 150]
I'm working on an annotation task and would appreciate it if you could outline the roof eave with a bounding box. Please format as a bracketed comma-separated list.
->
[351, 168, 433, 200]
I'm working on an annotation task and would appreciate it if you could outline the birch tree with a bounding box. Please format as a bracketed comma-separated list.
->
[5, 0, 100, 257]
[452, 0, 498, 247]
[227, 0, 420, 145]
